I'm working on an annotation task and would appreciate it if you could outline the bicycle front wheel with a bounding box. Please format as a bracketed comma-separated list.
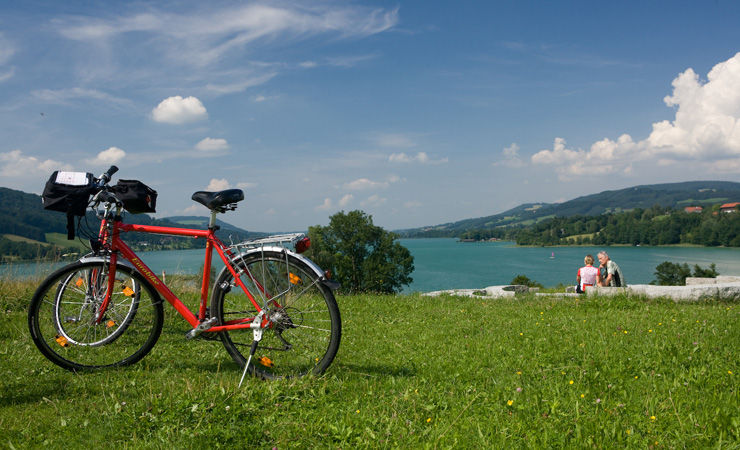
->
[28, 260, 164, 371]
[212, 251, 341, 380]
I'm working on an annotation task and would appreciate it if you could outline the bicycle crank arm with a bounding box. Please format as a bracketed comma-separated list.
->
[185, 317, 218, 340]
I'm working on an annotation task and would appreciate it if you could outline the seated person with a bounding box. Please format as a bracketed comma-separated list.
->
[576, 254, 599, 293]
[597, 251, 626, 287]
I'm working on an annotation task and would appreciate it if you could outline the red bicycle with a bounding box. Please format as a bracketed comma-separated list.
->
[28, 166, 341, 380]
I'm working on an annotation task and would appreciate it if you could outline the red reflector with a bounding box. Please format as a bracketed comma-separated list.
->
[296, 237, 311, 253]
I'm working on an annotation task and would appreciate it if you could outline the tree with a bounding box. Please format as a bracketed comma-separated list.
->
[307, 210, 414, 294]
[510, 274, 543, 288]
[652, 261, 719, 286]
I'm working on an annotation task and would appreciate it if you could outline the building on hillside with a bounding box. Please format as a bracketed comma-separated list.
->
[720, 202, 740, 213]
[684, 206, 703, 213]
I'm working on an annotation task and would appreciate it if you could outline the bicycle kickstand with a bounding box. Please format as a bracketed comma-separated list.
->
[238, 311, 265, 388]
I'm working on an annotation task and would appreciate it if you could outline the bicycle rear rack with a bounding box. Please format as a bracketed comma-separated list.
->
[230, 233, 306, 252]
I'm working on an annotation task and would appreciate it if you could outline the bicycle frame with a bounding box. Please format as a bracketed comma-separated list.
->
[97, 218, 272, 334]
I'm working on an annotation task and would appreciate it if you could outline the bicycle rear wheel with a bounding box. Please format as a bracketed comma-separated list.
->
[28, 260, 164, 371]
[212, 250, 341, 380]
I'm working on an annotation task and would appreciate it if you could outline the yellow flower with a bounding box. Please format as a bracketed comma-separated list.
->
[651, 416, 656, 420]
[356, 410, 360, 414]
[569, 380, 574, 385]
[507, 400, 513, 406]
[626, 429, 631, 435]
[580, 394, 585, 398]
[648, 330, 652, 333]
[427, 418, 432, 422]
[517, 371, 522, 375]
[729, 371, 733, 375]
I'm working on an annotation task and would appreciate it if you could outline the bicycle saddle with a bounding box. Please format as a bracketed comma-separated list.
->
[191, 189, 244, 211]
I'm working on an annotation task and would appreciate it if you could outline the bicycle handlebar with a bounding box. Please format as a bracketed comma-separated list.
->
[98, 165, 119, 186]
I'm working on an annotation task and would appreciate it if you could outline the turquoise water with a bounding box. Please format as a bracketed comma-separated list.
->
[399, 239, 740, 293]
[4, 239, 740, 292]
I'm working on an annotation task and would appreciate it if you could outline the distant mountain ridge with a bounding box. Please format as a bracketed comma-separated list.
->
[0, 187, 263, 246]
[399, 180, 740, 237]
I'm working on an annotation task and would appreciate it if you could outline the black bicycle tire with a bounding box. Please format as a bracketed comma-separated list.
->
[211, 251, 341, 380]
[28, 260, 164, 371]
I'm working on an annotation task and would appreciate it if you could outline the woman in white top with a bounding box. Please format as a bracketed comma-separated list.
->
[576, 254, 599, 293]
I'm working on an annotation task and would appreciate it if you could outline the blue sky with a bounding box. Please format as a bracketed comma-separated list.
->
[2, 1, 740, 232]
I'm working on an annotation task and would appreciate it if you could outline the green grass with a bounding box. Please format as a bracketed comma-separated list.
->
[2, 276, 739, 449]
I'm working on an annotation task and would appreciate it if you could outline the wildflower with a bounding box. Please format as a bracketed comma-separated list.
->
[516, 387, 522, 392]
[569, 380, 574, 385]
[626, 429, 631, 435]
[427, 418, 432, 422]
[596, 398, 601, 404]
[507, 400, 513, 406]
[651, 416, 656, 420]
[581, 394, 585, 398]
[729, 371, 733, 375]
[517, 371, 522, 375]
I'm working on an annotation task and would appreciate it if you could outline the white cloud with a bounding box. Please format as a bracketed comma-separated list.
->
[206, 178, 230, 191]
[0, 149, 72, 177]
[195, 137, 229, 152]
[151, 96, 207, 124]
[88, 146, 126, 165]
[375, 133, 417, 148]
[32, 87, 130, 104]
[315, 198, 333, 211]
[495, 143, 526, 168]
[55, 4, 399, 68]
[315, 194, 353, 211]
[531, 52, 740, 179]
[338, 194, 354, 207]
[389, 151, 448, 164]
[345, 178, 386, 190]
[361, 194, 387, 207]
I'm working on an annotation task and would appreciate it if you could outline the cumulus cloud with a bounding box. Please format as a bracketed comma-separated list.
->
[389, 151, 448, 164]
[88, 146, 126, 165]
[495, 143, 527, 168]
[206, 178, 230, 191]
[151, 96, 207, 124]
[195, 137, 229, 152]
[315, 194, 353, 211]
[532, 52, 740, 179]
[338, 194, 354, 207]
[315, 198, 333, 211]
[0, 149, 72, 177]
[361, 194, 387, 207]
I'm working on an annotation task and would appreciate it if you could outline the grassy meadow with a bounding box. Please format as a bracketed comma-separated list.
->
[1, 275, 739, 449]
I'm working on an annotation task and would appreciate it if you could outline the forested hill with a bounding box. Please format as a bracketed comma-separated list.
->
[0, 187, 262, 259]
[398, 180, 740, 238]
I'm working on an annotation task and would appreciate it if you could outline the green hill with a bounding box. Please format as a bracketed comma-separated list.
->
[0, 187, 265, 260]
[399, 180, 740, 237]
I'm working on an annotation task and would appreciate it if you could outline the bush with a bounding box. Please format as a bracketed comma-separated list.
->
[651, 261, 718, 285]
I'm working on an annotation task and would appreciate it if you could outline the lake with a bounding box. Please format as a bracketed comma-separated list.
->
[4, 239, 740, 293]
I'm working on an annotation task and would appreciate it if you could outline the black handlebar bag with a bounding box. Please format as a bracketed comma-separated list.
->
[42, 171, 95, 239]
[112, 179, 157, 214]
